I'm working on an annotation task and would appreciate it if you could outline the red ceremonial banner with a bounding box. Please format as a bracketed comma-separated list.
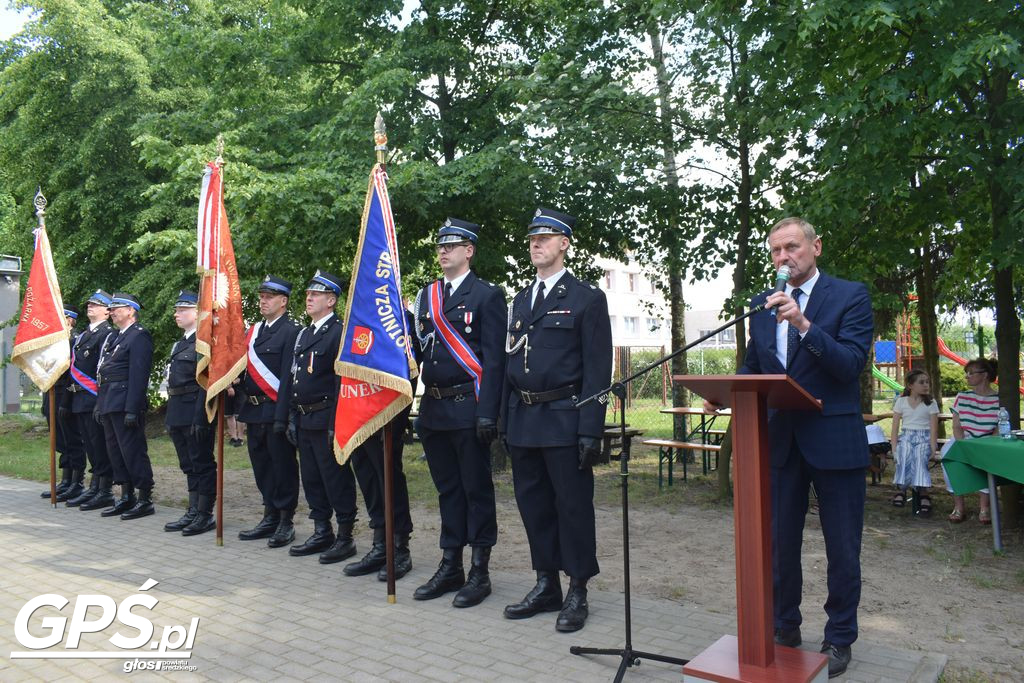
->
[195, 162, 246, 421]
[11, 224, 69, 392]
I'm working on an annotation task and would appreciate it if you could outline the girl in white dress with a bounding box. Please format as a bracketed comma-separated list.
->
[890, 369, 939, 516]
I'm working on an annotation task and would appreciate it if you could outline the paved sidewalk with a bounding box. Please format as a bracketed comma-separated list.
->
[1, 475, 944, 682]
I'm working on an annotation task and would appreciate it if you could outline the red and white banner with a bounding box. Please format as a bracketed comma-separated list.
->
[11, 223, 70, 392]
[195, 162, 246, 421]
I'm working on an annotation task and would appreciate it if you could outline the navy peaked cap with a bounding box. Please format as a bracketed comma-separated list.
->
[87, 289, 112, 307]
[108, 293, 142, 311]
[437, 217, 480, 245]
[527, 207, 576, 237]
[175, 290, 199, 307]
[306, 270, 343, 295]
[259, 275, 293, 295]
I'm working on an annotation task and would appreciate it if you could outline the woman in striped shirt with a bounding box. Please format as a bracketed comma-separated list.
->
[947, 358, 1000, 523]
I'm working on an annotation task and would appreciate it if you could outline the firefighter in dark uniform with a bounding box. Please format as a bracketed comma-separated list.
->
[41, 305, 87, 502]
[237, 276, 302, 548]
[406, 218, 505, 608]
[67, 290, 116, 510]
[162, 291, 217, 536]
[95, 293, 156, 520]
[284, 271, 359, 563]
[500, 207, 612, 632]
[342, 309, 421, 582]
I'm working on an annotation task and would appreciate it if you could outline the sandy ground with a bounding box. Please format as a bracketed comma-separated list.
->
[142, 451, 1024, 681]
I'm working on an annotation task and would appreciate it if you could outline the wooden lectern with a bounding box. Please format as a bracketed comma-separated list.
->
[674, 375, 828, 683]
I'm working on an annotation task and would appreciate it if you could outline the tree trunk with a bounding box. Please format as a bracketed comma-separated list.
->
[986, 67, 1021, 528]
[915, 245, 942, 418]
[648, 22, 688, 438]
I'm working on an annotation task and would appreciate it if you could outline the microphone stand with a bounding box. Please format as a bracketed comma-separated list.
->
[569, 303, 766, 681]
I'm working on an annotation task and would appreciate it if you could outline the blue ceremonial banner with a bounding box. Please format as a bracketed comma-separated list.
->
[333, 164, 417, 463]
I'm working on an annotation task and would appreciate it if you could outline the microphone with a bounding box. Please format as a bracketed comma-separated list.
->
[771, 265, 791, 314]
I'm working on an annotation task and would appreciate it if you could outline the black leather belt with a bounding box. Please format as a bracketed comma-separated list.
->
[518, 384, 580, 406]
[248, 394, 269, 405]
[295, 398, 329, 415]
[167, 385, 201, 396]
[97, 375, 126, 385]
[425, 382, 474, 399]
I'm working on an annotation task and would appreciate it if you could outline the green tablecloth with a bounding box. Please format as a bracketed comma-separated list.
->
[943, 436, 1024, 494]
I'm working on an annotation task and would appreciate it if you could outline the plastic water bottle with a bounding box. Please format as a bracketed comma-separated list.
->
[998, 407, 1012, 439]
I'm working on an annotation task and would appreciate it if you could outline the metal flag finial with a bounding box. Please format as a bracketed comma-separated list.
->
[215, 134, 225, 168]
[374, 112, 388, 165]
[34, 188, 47, 228]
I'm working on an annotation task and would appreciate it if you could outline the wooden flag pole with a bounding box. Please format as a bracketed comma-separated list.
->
[383, 423, 396, 602]
[49, 388, 57, 506]
[216, 392, 225, 546]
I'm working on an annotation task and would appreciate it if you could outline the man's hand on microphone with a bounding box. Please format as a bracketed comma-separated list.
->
[766, 291, 810, 334]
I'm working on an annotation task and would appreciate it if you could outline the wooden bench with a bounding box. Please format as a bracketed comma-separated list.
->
[601, 427, 643, 464]
[643, 439, 723, 488]
[706, 429, 727, 446]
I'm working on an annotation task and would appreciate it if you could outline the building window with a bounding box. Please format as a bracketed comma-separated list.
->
[628, 273, 638, 292]
[604, 270, 614, 289]
[625, 317, 639, 335]
[720, 328, 736, 343]
[646, 318, 660, 334]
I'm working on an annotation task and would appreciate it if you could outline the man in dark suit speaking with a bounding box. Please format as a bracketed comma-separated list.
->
[709, 217, 872, 678]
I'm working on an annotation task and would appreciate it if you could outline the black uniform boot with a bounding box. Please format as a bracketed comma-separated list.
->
[100, 484, 136, 517]
[453, 546, 492, 608]
[43, 467, 72, 498]
[121, 487, 155, 520]
[239, 506, 278, 540]
[267, 510, 296, 548]
[555, 577, 589, 632]
[343, 527, 386, 576]
[57, 469, 85, 502]
[164, 492, 198, 532]
[413, 548, 465, 601]
[181, 495, 216, 535]
[66, 474, 99, 507]
[319, 522, 357, 564]
[503, 571, 563, 619]
[289, 520, 334, 556]
[80, 477, 114, 511]
[378, 533, 412, 581]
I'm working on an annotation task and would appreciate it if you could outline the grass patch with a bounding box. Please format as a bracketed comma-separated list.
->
[0, 414, 251, 482]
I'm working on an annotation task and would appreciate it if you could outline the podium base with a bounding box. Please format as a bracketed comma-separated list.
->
[682, 635, 828, 683]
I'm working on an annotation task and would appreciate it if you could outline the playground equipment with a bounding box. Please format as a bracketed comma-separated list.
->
[872, 365, 903, 393]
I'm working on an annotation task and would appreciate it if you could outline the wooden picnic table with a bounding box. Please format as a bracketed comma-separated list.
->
[601, 425, 643, 464]
[660, 406, 730, 446]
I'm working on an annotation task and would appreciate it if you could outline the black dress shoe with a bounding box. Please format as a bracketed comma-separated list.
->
[452, 547, 491, 608]
[164, 508, 197, 532]
[504, 571, 563, 619]
[774, 626, 802, 648]
[289, 520, 334, 556]
[319, 525, 356, 564]
[820, 641, 852, 678]
[343, 528, 386, 576]
[378, 534, 411, 581]
[101, 486, 136, 517]
[42, 468, 72, 498]
[238, 507, 278, 540]
[66, 477, 100, 507]
[267, 510, 295, 548]
[414, 549, 465, 601]
[181, 512, 216, 536]
[79, 477, 114, 511]
[121, 489, 155, 520]
[555, 578, 589, 632]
